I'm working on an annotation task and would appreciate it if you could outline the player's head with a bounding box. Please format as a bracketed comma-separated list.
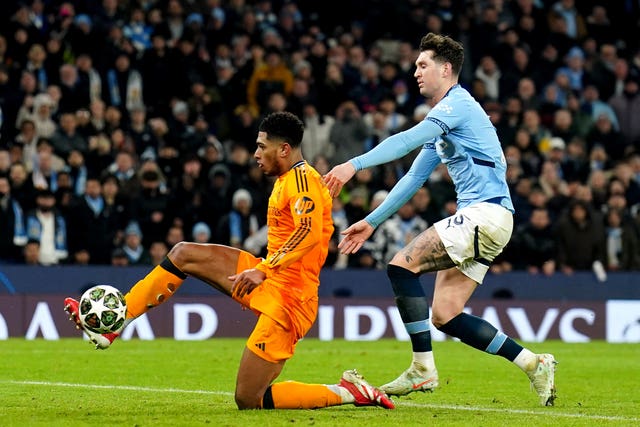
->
[258, 111, 304, 148]
[255, 111, 305, 176]
[418, 32, 464, 77]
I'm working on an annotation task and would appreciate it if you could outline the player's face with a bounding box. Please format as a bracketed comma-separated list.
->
[254, 131, 284, 176]
[414, 50, 444, 99]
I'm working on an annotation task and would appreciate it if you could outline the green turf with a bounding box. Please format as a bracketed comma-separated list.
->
[1, 338, 638, 426]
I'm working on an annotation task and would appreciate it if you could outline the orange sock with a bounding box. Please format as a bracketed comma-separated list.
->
[265, 381, 342, 409]
[124, 259, 186, 318]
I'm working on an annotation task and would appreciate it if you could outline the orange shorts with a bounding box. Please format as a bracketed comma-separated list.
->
[235, 251, 318, 363]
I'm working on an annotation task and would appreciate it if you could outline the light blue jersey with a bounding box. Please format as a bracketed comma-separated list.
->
[350, 84, 514, 228]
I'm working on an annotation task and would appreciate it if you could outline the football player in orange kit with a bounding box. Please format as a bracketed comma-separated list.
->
[64, 111, 394, 410]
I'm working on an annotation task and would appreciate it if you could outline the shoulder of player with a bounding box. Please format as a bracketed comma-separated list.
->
[281, 162, 324, 193]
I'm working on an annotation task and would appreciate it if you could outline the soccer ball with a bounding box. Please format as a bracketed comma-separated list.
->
[79, 285, 127, 334]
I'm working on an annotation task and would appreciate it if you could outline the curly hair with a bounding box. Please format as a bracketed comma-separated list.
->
[259, 111, 305, 148]
[419, 32, 464, 76]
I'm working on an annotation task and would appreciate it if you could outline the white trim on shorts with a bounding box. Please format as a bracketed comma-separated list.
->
[433, 202, 513, 284]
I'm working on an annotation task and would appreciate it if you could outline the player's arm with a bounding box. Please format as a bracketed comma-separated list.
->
[338, 146, 441, 254]
[324, 120, 443, 197]
[352, 120, 443, 170]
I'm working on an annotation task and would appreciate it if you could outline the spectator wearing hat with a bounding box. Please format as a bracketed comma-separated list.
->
[120, 221, 150, 265]
[183, 12, 207, 48]
[557, 46, 588, 93]
[205, 7, 231, 50]
[16, 92, 57, 140]
[216, 188, 259, 249]
[25, 188, 68, 265]
[66, 13, 99, 59]
[191, 221, 211, 243]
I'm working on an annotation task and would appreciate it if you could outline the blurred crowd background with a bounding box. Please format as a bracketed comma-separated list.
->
[1, 0, 640, 278]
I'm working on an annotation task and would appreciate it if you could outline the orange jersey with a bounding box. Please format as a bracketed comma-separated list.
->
[255, 160, 333, 297]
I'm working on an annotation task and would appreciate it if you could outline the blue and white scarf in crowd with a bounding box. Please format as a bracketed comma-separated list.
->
[107, 68, 143, 111]
[26, 212, 68, 259]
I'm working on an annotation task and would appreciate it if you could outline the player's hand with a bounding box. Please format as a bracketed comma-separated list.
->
[229, 268, 266, 298]
[338, 220, 374, 254]
[323, 162, 356, 198]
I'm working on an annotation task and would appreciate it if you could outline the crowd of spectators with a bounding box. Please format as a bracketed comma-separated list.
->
[1, 0, 640, 279]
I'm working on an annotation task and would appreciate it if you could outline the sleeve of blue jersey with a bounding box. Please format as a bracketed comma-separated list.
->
[350, 120, 443, 171]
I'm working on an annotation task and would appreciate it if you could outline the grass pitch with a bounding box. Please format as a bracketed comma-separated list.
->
[1, 338, 638, 426]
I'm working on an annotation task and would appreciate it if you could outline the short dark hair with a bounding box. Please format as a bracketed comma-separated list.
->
[259, 111, 304, 148]
[419, 32, 464, 76]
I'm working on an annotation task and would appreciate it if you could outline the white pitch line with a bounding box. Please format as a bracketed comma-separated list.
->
[3, 380, 639, 423]
[399, 401, 640, 422]
[3, 380, 232, 396]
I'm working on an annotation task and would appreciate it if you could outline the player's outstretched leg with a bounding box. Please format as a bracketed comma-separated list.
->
[526, 354, 557, 406]
[63, 297, 120, 349]
[379, 362, 439, 396]
[381, 265, 439, 396]
[339, 369, 395, 409]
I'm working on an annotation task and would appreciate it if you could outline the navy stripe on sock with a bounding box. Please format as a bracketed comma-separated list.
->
[160, 257, 187, 279]
[262, 386, 275, 409]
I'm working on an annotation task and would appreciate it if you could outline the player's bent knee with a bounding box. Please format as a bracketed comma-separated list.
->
[235, 391, 262, 410]
[431, 308, 459, 329]
[167, 241, 195, 266]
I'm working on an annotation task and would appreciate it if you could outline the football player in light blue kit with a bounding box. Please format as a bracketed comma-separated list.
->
[324, 33, 557, 406]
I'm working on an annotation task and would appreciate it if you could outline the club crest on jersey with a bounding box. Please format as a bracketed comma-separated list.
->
[294, 196, 315, 215]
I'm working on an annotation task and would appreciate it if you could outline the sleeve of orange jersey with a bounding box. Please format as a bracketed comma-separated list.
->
[255, 169, 324, 278]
